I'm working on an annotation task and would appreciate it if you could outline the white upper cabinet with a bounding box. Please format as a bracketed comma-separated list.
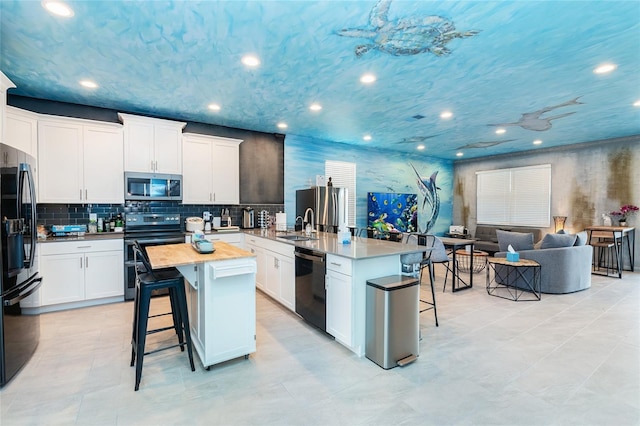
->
[119, 113, 185, 174]
[182, 133, 242, 205]
[38, 117, 124, 203]
[0, 71, 16, 145]
[5, 106, 38, 158]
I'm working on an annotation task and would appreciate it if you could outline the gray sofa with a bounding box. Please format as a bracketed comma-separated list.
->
[474, 225, 543, 254]
[495, 234, 593, 294]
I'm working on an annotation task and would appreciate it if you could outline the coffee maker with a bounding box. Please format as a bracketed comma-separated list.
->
[242, 207, 255, 228]
[203, 211, 212, 231]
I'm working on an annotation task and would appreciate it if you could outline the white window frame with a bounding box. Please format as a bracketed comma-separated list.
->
[476, 164, 551, 227]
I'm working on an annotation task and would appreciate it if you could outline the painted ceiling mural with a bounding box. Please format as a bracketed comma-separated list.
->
[1, 1, 639, 160]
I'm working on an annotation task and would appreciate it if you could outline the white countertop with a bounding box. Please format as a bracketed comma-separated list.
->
[243, 229, 425, 260]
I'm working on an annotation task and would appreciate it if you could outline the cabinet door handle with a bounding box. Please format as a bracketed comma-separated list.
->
[80, 189, 83, 199]
[80, 257, 83, 268]
[76, 245, 91, 249]
[330, 262, 342, 267]
[151, 160, 154, 171]
[85, 257, 88, 268]
[85, 189, 88, 200]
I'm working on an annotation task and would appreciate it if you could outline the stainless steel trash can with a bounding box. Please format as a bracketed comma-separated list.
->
[365, 275, 419, 369]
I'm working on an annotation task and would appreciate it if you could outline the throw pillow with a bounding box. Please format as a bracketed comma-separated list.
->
[496, 230, 535, 252]
[540, 233, 577, 249]
[574, 231, 588, 246]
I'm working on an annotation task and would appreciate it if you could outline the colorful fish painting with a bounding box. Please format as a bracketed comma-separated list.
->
[368, 192, 418, 233]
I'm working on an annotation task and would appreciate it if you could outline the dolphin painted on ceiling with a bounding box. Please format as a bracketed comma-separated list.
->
[489, 97, 584, 131]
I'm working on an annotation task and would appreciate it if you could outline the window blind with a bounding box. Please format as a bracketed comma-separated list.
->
[325, 160, 356, 226]
[476, 164, 550, 227]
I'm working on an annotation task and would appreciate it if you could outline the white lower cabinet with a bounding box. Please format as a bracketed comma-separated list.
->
[326, 254, 353, 347]
[37, 239, 124, 311]
[244, 235, 295, 312]
[245, 241, 266, 291]
[179, 258, 256, 368]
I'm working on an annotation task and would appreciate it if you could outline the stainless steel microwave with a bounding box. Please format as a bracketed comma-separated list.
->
[124, 172, 182, 201]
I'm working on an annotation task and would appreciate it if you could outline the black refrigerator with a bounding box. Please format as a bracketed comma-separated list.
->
[0, 142, 42, 387]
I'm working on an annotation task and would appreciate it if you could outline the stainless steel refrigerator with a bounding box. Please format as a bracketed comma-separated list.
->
[296, 187, 348, 232]
[1, 143, 42, 387]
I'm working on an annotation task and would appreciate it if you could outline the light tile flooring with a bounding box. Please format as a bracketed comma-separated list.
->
[1, 268, 639, 425]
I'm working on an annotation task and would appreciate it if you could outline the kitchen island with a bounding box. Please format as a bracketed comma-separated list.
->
[244, 229, 426, 357]
[146, 242, 257, 369]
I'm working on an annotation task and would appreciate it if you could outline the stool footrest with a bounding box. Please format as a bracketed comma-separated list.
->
[144, 342, 187, 356]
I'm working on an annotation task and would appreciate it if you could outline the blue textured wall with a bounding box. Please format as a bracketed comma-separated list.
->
[284, 135, 453, 235]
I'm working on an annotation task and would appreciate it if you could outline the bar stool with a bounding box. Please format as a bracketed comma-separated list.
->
[591, 239, 621, 278]
[130, 241, 195, 391]
[403, 234, 445, 326]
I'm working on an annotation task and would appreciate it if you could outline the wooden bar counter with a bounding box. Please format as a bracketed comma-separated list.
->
[146, 241, 257, 369]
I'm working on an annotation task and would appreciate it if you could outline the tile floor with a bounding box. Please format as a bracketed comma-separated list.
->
[1, 267, 639, 425]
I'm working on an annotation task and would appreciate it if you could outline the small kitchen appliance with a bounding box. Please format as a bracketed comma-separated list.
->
[242, 207, 255, 229]
[203, 211, 212, 231]
[185, 217, 204, 232]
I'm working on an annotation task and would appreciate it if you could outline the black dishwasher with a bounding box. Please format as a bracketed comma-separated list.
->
[294, 247, 326, 332]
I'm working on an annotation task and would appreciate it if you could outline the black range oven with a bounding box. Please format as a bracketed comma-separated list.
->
[123, 213, 183, 300]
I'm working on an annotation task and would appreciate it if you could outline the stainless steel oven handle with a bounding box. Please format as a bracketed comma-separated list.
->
[294, 251, 325, 263]
[125, 237, 184, 245]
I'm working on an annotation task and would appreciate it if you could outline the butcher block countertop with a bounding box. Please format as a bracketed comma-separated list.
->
[146, 241, 255, 269]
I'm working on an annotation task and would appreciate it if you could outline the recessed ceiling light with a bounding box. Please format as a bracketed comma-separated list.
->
[456, 152, 464, 157]
[79, 80, 97, 89]
[360, 74, 376, 84]
[363, 135, 372, 141]
[241, 55, 260, 67]
[277, 122, 288, 129]
[440, 111, 453, 119]
[309, 103, 322, 111]
[417, 145, 425, 150]
[533, 139, 543, 145]
[42, 0, 74, 17]
[594, 63, 617, 74]
[208, 103, 221, 111]
[495, 128, 506, 135]
[634, 100, 640, 107]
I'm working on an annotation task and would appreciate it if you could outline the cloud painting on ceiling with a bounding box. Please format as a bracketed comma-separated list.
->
[337, 0, 480, 57]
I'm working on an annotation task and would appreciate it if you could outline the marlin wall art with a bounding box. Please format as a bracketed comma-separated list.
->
[409, 163, 440, 233]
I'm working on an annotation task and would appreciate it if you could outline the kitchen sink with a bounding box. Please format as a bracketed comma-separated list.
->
[277, 234, 317, 241]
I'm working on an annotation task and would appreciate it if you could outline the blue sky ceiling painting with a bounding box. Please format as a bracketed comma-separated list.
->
[1, 1, 638, 160]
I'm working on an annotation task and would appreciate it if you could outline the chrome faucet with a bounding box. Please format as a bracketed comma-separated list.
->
[295, 215, 304, 230]
[303, 208, 315, 233]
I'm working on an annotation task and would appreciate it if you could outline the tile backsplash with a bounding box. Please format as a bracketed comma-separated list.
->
[37, 202, 285, 230]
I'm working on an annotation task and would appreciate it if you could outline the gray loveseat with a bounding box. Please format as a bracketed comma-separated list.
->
[495, 231, 593, 294]
[474, 225, 543, 254]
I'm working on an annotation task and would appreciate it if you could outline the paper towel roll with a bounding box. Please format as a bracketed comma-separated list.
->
[276, 212, 287, 231]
